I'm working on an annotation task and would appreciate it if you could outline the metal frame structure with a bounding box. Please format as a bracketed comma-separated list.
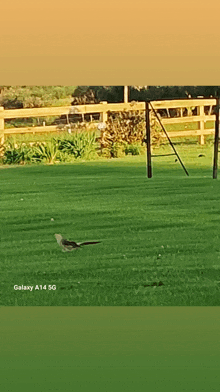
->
[145, 101, 189, 178]
[145, 98, 220, 179]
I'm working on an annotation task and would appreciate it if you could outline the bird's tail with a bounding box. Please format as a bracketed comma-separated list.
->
[79, 241, 101, 246]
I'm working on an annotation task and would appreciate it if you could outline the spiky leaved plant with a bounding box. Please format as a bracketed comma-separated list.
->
[3, 139, 35, 164]
[57, 131, 98, 160]
[32, 139, 60, 164]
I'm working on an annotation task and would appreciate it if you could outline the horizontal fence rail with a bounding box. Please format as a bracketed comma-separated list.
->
[0, 99, 218, 145]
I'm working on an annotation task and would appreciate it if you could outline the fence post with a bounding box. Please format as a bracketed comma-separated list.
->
[124, 86, 129, 103]
[198, 104, 205, 145]
[100, 101, 108, 124]
[0, 106, 4, 146]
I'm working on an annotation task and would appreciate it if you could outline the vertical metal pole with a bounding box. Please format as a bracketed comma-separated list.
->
[213, 97, 219, 179]
[146, 101, 152, 178]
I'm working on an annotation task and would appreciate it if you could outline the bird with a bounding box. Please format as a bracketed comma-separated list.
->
[55, 234, 101, 252]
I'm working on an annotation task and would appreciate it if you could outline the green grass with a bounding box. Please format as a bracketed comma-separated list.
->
[166, 121, 215, 131]
[1, 143, 220, 305]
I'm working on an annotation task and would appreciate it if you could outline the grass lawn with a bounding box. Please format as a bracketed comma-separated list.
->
[1, 143, 220, 305]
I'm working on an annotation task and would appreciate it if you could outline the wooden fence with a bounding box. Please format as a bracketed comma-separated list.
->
[151, 98, 217, 145]
[0, 98, 218, 145]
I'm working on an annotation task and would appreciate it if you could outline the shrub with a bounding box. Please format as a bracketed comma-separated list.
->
[99, 109, 163, 157]
[3, 140, 35, 165]
[124, 143, 145, 156]
[57, 131, 99, 160]
[2, 131, 99, 165]
[32, 139, 60, 164]
[150, 110, 164, 146]
[1, 111, 163, 164]
[71, 89, 99, 105]
[0, 86, 76, 109]
[107, 142, 125, 158]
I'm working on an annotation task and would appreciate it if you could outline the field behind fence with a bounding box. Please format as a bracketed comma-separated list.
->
[0, 98, 218, 146]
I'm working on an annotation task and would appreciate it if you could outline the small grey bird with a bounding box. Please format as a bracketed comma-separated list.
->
[55, 234, 101, 252]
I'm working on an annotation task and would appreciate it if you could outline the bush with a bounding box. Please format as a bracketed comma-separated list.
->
[99, 109, 163, 157]
[57, 131, 99, 160]
[3, 140, 35, 164]
[2, 131, 99, 165]
[1, 119, 160, 165]
[32, 139, 60, 164]
[0, 86, 76, 109]
[124, 143, 145, 156]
